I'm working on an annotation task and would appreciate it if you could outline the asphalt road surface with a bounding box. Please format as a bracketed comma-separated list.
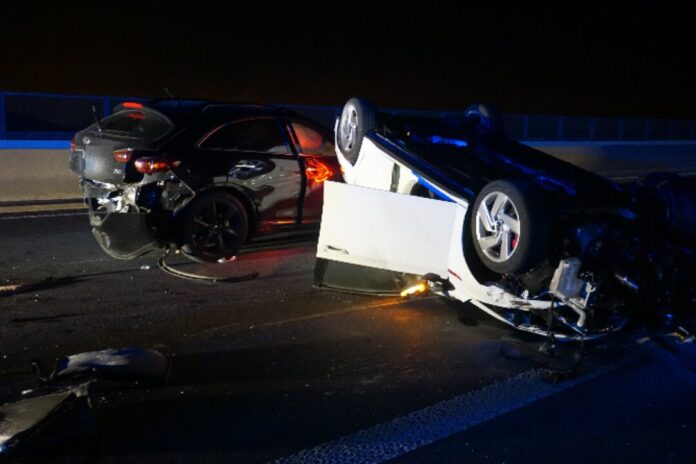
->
[1, 212, 695, 463]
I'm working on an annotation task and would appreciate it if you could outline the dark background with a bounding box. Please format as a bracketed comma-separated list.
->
[0, 2, 694, 117]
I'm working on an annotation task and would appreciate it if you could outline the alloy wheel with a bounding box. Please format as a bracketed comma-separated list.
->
[474, 191, 521, 263]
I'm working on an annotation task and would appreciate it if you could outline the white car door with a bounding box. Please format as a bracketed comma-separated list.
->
[317, 181, 466, 278]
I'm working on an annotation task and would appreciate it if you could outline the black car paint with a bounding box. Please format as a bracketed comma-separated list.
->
[376, 114, 631, 210]
[70, 101, 339, 259]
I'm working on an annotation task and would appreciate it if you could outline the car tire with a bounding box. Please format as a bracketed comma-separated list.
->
[179, 191, 249, 263]
[465, 103, 504, 136]
[470, 179, 551, 275]
[337, 97, 377, 165]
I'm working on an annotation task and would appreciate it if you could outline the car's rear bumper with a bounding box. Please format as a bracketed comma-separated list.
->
[80, 179, 161, 260]
[90, 210, 160, 260]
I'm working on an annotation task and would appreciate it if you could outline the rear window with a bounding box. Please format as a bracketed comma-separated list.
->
[97, 110, 173, 140]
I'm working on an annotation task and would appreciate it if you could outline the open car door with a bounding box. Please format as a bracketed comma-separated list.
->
[315, 181, 465, 294]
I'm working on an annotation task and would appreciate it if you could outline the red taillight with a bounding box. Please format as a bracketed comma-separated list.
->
[127, 112, 145, 120]
[113, 148, 133, 162]
[305, 158, 334, 184]
[123, 101, 143, 109]
[134, 157, 181, 174]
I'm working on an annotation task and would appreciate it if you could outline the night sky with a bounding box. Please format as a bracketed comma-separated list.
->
[0, 2, 694, 117]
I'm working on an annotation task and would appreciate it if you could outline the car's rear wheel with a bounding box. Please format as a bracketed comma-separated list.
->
[470, 179, 550, 275]
[179, 191, 249, 263]
[337, 97, 377, 165]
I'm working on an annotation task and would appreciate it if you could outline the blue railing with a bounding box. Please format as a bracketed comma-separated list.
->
[0, 91, 145, 141]
[1, 90, 695, 145]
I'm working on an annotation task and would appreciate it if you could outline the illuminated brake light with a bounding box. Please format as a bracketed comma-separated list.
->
[305, 158, 334, 184]
[113, 148, 133, 162]
[400, 281, 429, 298]
[134, 157, 181, 174]
[123, 102, 143, 109]
[127, 112, 145, 120]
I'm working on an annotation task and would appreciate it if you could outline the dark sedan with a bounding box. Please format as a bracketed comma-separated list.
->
[69, 100, 340, 262]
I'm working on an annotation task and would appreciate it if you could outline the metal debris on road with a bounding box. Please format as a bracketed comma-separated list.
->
[35, 347, 169, 383]
[0, 385, 93, 458]
[0, 277, 80, 297]
[157, 248, 259, 283]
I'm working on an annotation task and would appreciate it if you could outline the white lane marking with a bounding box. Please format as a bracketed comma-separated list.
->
[274, 358, 634, 464]
[0, 211, 87, 220]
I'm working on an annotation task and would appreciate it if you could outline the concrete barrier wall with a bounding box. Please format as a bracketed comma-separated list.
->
[530, 141, 696, 180]
[0, 148, 79, 203]
[2, 142, 695, 209]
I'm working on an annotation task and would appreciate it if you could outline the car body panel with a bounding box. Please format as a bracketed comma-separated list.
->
[317, 181, 460, 277]
[193, 116, 304, 229]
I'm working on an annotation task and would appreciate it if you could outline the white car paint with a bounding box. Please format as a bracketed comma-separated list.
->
[317, 180, 554, 313]
[317, 181, 459, 277]
[321, 112, 631, 340]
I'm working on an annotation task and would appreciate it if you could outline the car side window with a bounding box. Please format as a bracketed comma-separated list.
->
[200, 118, 289, 154]
[291, 120, 334, 157]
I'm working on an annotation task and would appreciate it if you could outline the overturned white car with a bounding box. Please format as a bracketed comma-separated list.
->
[315, 98, 696, 341]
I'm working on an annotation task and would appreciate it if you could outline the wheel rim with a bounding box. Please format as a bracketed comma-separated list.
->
[190, 199, 243, 259]
[475, 191, 521, 263]
[339, 105, 359, 150]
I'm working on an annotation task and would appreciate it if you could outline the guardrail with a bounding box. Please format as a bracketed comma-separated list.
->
[0, 91, 145, 141]
[2, 90, 695, 143]
[1, 90, 695, 213]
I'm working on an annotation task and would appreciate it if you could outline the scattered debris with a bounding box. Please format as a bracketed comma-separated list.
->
[0, 385, 93, 458]
[0, 277, 81, 298]
[34, 347, 170, 384]
[499, 339, 585, 376]
[673, 326, 695, 344]
[1, 347, 171, 457]
[157, 248, 259, 283]
[0, 283, 22, 296]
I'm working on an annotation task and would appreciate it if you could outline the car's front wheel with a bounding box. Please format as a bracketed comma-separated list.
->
[470, 179, 550, 275]
[179, 191, 249, 263]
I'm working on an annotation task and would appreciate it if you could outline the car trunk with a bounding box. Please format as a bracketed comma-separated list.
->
[69, 106, 174, 185]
